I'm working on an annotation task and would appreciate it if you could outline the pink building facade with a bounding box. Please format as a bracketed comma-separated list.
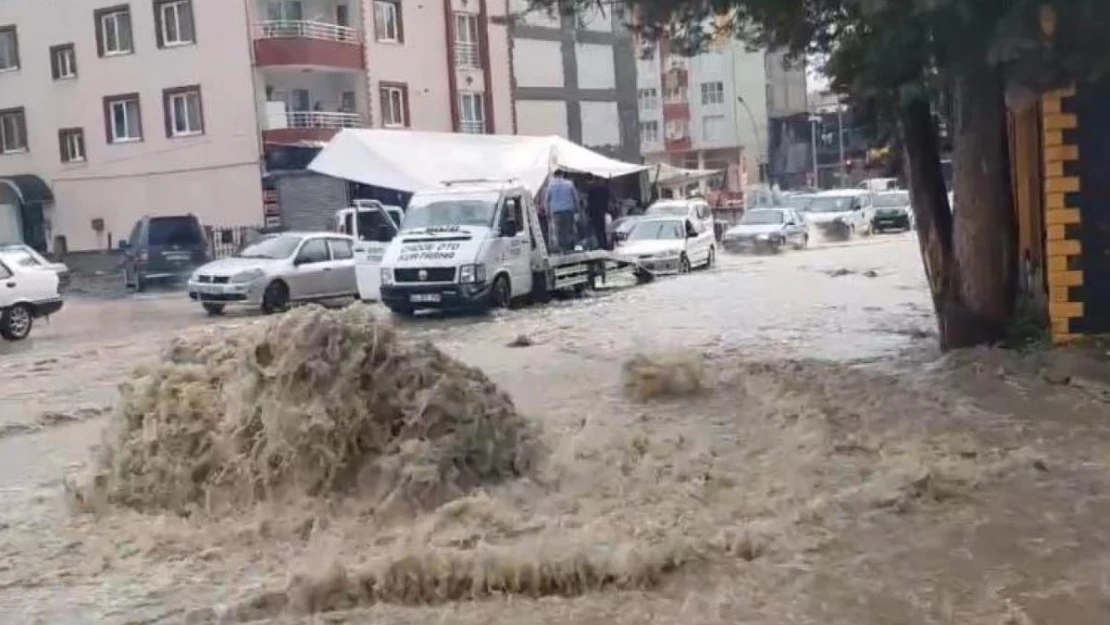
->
[0, 0, 513, 252]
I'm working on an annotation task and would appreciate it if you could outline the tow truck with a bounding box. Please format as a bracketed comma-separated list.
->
[377, 179, 631, 315]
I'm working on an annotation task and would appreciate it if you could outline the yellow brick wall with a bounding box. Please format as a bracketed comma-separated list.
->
[1042, 87, 1082, 343]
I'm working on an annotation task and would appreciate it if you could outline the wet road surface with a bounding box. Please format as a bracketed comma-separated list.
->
[2, 233, 1108, 625]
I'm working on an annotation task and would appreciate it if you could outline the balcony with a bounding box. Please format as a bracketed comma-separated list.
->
[253, 20, 364, 70]
[261, 106, 366, 144]
[459, 120, 486, 134]
[454, 41, 480, 68]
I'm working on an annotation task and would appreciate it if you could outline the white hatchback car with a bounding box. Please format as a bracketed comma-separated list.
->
[644, 198, 716, 239]
[617, 216, 716, 275]
[186, 232, 358, 316]
[0, 255, 64, 341]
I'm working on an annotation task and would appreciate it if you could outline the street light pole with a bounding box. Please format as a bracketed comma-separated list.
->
[837, 103, 846, 185]
[808, 114, 821, 189]
[736, 96, 763, 183]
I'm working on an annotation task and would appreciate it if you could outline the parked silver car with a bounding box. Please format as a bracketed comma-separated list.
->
[186, 232, 358, 315]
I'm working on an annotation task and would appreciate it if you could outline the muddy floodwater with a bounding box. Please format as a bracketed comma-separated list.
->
[2, 234, 1109, 625]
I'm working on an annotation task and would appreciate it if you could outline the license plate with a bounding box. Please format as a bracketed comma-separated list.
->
[165, 255, 190, 263]
[410, 293, 441, 303]
[196, 285, 220, 294]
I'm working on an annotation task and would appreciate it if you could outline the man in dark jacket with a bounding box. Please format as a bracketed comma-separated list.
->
[586, 180, 612, 250]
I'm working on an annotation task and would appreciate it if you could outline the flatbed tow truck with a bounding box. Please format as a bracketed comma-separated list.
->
[375, 179, 640, 314]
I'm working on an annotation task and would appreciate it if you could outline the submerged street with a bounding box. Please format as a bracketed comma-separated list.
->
[2, 234, 1109, 624]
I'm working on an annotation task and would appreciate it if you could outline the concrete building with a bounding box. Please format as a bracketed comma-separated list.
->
[507, 2, 640, 162]
[636, 40, 806, 199]
[0, 0, 513, 253]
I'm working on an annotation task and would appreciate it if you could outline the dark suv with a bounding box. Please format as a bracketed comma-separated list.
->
[120, 215, 209, 291]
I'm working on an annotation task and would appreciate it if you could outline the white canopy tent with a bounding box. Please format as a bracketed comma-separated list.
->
[307, 129, 649, 195]
[651, 162, 721, 187]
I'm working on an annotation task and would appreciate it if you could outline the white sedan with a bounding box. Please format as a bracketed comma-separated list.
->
[0, 255, 64, 340]
[616, 217, 716, 276]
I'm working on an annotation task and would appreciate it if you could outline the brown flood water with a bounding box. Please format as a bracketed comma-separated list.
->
[1, 234, 1108, 625]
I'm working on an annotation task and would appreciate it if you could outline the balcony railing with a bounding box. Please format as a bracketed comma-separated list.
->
[283, 111, 364, 129]
[455, 41, 480, 68]
[459, 120, 485, 134]
[255, 20, 361, 43]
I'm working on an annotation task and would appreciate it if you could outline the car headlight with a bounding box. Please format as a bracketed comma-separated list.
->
[458, 264, 486, 284]
[380, 267, 394, 286]
[230, 269, 265, 284]
[756, 233, 770, 240]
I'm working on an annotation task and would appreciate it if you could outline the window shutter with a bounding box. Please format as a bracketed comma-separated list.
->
[95, 15, 105, 57]
[153, 3, 165, 48]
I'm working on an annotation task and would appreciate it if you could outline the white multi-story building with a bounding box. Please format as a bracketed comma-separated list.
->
[0, 0, 514, 253]
[636, 39, 805, 196]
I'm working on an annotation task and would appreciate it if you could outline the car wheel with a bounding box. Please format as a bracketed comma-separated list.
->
[0, 304, 34, 341]
[261, 281, 289, 314]
[202, 303, 226, 316]
[489, 274, 511, 309]
[795, 234, 808, 250]
[679, 253, 691, 273]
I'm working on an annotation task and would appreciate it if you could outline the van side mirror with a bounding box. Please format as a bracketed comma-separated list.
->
[500, 220, 517, 237]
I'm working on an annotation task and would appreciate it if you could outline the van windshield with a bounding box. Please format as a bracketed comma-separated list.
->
[148, 216, 202, 246]
[401, 195, 498, 230]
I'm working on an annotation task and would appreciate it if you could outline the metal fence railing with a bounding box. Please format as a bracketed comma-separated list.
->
[255, 20, 361, 43]
[455, 41, 480, 68]
[206, 226, 267, 260]
[284, 111, 364, 129]
[459, 120, 485, 134]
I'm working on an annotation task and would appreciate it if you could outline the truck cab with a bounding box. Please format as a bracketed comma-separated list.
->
[334, 199, 403, 300]
[378, 181, 548, 314]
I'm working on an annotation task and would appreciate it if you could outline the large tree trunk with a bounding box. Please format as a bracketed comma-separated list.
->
[951, 65, 1019, 343]
[899, 97, 973, 349]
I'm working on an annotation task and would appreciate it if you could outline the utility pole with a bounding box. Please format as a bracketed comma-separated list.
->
[837, 103, 846, 186]
[808, 114, 821, 189]
[736, 96, 763, 183]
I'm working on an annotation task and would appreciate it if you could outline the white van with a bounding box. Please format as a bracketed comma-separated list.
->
[378, 180, 611, 315]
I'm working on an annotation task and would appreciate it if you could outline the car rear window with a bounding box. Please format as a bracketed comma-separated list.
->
[148, 217, 203, 247]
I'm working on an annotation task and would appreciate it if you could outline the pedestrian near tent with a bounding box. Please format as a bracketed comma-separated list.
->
[545, 170, 581, 253]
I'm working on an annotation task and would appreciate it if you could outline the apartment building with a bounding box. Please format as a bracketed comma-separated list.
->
[636, 39, 806, 197]
[507, 1, 640, 161]
[0, 0, 513, 254]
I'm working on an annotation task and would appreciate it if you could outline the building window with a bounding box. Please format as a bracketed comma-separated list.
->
[164, 86, 203, 137]
[0, 26, 19, 71]
[374, 0, 402, 43]
[664, 86, 686, 104]
[58, 128, 86, 163]
[454, 13, 479, 68]
[664, 119, 689, 142]
[265, 1, 303, 21]
[458, 92, 485, 133]
[379, 84, 408, 128]
[639, 121, 659, 145]
[702, 115, 725, 141]
[700, 81, 724, 105]
[50, 44, 78, 79]
[95, 6, 134, 57]
[637, 88, 658, 111]
[104, 94, 142, 143]
[0, 108, 27, 153]
[154, 0, 196, 48]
